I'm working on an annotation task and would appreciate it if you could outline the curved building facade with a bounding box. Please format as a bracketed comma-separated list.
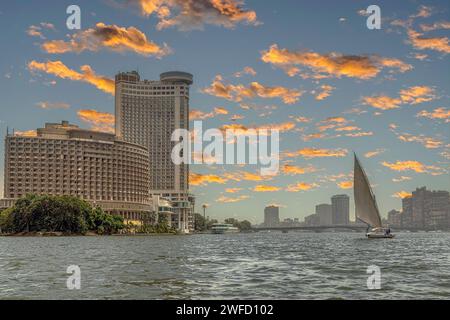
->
[3, 121, 151, 221]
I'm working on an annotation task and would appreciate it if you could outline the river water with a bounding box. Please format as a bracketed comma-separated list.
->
[0, 232, 449, 299]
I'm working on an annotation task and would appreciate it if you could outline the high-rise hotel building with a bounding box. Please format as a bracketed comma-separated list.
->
[115, 71, 194, 232]
[2, 121, 152, 222]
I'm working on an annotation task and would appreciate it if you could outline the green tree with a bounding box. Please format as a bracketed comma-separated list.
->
[238, 220, 252, 231]
[206, 218, 218, 230]
[0, 208, 14, 233]
[194, 213, 206, 231]
[0, 194, 125, 235]
[88, 206, 124, 235]
[155, 213, 170, 233]
[224, 218, 239, 227]
[223, 218, 252, 231]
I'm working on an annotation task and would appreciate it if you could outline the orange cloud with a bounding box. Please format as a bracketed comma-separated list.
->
[220, 121, 295, 137]
[230, 114, 245, 121]
[337, 181, 353, 189]
[362, 86, 436, 110]
[77, 109, 115, 133]
[305, 117, 372, 140]
[286, 182, 318, 192]
[27, 22, 55, 39]
[216, 195, 250, 203]
[282, 164, 316, 175]
[393, 191, 413, 199]
[253, 185, 281, 192]
[241, 172, 266, 181]
[420, 21, 450, 32]
[320, 116, 347, 125]
[189, 107, 229, 120]
[301, 133, 327, 141]
[413, 53, 428, 60]
[345, 131, 373, 137]
[364, 149, 386, 158]
[132, 0, 259, 30]
[234, 66, 257, 78]
[285, 148, 347, 159]
[203, 75, 303, 104]
[28, 60, 115, 95]
[315, 85, 335, 100]
[261, 44, 412, 79]
[225, 188, 242, 193]
[27, 26, 45, 39]
[413, 5, 433, 18]
[258, 121, 296, 132]
[381, 160, 441, 174]
[399, 86, 436, 104]
[407, 29, 450, 54]
[335, 126, 361, 132]
[189, 173, 227, 186]
[362, 95, 402, 110]
[417, 107, 450, 122]
[397, 133, 443, 149]
[316, 116, 348, 131]
[42, 23, 171, 58]
[290, 116, 312, 123]
[223, 170, 272, 182]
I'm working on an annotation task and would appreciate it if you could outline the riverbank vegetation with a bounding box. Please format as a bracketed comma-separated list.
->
[136, 213, 179, 234]
[193, 214, 252, 232]
[0, 194, 124, 235]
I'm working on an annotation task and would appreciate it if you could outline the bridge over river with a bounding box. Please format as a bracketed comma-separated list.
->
[252, 226, 448, 232]
[253, 225, 368, 232]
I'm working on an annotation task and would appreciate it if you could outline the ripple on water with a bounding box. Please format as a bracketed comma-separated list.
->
[0, 232, 449, 299]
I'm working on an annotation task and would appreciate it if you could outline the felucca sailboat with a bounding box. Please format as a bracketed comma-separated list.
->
[354, 153, 395, 239]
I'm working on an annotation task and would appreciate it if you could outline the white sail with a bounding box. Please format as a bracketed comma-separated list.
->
[354, 154, 382, 228]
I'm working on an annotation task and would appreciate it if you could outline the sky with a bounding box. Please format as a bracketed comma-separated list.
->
[0, 0, 449, 224]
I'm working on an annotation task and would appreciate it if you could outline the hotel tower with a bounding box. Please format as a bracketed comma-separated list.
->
[115, 71, 195, 232]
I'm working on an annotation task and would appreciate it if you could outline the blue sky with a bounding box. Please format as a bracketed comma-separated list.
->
[0, 0, 449, 223]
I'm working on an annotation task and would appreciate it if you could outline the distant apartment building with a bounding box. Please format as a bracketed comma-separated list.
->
[428, 190, 450, 228]
[401, 196, 413, 227]
[304, 213, 320, 226]
[264, 205, 280, 227]
[387, 209, 402, 227]
[115, 71, 194, 232]
[402, 187, 450, 229]
[2, 121, 152, 224]
[280, 217, 300, 227]
[331, 194, 350, 225]
[315, 203, 332, 225]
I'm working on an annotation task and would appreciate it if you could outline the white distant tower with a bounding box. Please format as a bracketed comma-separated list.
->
[115, 71, 194, 232]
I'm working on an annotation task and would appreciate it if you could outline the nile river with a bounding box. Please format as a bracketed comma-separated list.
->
[0, 232, 449, 299]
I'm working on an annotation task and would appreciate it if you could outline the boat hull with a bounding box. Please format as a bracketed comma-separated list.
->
[366, 233, 395, 239]
[211, 229, 239, 234]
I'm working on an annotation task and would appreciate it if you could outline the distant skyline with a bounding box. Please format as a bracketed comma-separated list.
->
[0, 1, 449, 223]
